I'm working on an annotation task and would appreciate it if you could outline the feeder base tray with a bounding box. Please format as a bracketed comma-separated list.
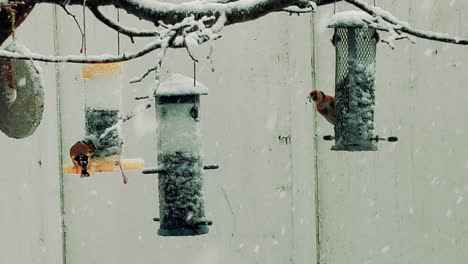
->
[63, 156, 144, 174]
[158, 226, 209, 237]
[331, 142, 377, 152]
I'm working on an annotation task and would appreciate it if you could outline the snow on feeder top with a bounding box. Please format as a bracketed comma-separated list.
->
[327, 11, 379, 151]
[155, 73, 208, 97]
[153, 73, 212, 236]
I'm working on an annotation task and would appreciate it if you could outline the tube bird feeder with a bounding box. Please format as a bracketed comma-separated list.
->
[83, 63, 122, 157]
[148, 73, 213, 236]
[328, 11, 379, 151]
[63, 63, 144, 176]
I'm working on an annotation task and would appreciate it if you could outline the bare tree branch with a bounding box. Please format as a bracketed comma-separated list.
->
[60, 5, 86, 52]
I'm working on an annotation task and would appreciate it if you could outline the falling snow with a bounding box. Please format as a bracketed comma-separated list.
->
[17, 77, 26, 87]
[446, 209, 453, 217]
[380, 245, 391, 254]
[253, 244, 260, 254]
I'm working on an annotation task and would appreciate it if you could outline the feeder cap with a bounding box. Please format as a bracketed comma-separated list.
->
[155, 73, 208, 97]
[327, 11, 376, 28]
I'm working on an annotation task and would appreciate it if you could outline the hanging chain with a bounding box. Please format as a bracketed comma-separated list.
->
[333, 0, 336, 14]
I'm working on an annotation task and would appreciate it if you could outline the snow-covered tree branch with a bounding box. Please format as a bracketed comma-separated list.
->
[0, 0, 467, 66]
[344, 0, 468, 45]
[88, 5, 159, 40]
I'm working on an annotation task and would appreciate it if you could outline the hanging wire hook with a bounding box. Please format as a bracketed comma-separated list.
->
[333, 0, 336, 14]
[193, 61, 197, 87]
[82, 0, 87, 55]
[117, 9, 120, 55]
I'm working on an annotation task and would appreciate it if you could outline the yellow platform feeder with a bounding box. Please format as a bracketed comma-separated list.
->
[64, 156, 144, 174]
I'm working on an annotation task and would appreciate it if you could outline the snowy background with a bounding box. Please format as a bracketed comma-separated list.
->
[1, 0, 468, 264]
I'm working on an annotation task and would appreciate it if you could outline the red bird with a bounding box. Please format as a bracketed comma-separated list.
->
[308, 90, 336, 125]
[70, 140, 96, 178]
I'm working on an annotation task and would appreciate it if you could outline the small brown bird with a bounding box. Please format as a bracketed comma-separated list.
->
[69, 140, 96, 178]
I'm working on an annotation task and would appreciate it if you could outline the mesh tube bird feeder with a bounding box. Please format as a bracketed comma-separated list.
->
[328, 11, 379, 151]
[143, 73, 216, 236]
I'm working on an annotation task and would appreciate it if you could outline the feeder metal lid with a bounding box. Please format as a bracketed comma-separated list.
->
[155, 73, 208, 97]
[327, 11, 376, 28]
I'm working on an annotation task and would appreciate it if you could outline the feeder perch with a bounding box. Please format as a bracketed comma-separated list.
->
[150, 73, 214, 236]
[328, 11, 379, 151]
[63, 62, 144, 175]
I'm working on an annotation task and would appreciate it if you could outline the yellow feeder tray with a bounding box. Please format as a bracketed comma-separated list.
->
[64, 155, 144, 174]
[82, 62, 123, 79]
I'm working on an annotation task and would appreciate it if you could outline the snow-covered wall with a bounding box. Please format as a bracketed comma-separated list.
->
[3, 1, 468, 264]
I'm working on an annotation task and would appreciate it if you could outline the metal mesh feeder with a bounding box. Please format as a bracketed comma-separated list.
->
[328, 11, 379, 151]
[143, 73, 217, 236]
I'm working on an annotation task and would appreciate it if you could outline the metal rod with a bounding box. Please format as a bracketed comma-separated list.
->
[142, 164, 219, 174]
[203, 164, 220, 170]
[323, 135, 398, 142]
[191, 218, 213, 226]
[153, 217, 212, 226]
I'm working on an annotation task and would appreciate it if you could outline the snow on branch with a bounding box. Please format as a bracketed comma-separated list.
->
[280, 3, 316, 15]
[0, 37, 169, 63]
[88, 4, 160, 41]
[24, 0, 468, 47]
[344, 0, 468, 45]
[1, 0, 466, 66]
[35, 0, 314, 26]
[130, 14, 225, 83]
[0, 16, 209, 63]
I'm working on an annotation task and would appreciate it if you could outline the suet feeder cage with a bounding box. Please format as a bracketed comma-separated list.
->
[0, 43, 44, 139]
[142, 73, 216, 236]
[328, 11, 379, 151]
[63, 62, 144, 175]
